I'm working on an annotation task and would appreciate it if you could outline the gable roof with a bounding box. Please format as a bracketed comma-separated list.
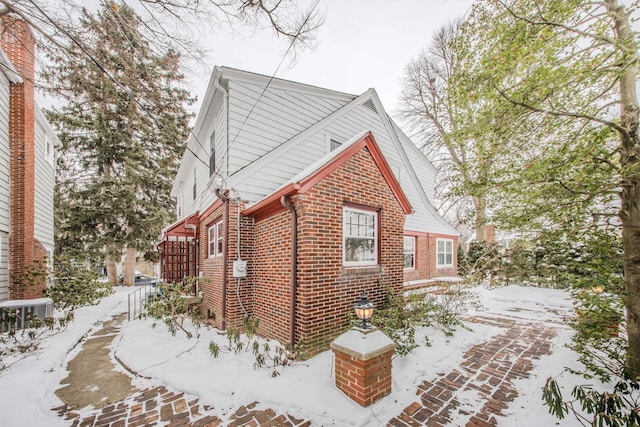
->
[243, 131, 413, 221]
[224, 85, 458, 235]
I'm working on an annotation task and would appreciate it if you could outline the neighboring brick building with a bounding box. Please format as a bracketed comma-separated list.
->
[159, 67, 459, 355]
[0, 18, 57, 303]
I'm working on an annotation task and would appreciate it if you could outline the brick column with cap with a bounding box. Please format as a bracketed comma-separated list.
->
[330, 328, 395, 406]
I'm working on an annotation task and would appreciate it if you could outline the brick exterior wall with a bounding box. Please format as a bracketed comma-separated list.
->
[253, 209, 292, 345]
[198, 204, 225, 327]
[1, 18, 45, 299]
[403, 234, 459, 283]
[293, 147, 405, 356]
[198, 200, 254, 330]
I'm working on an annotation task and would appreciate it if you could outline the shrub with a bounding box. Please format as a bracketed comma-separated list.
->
[45, 256, 113, 310]
[145, 278, 203, 338]
[372, 287, 473, 356]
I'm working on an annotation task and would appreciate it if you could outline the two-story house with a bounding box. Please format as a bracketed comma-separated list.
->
[159, 66, 459, 355]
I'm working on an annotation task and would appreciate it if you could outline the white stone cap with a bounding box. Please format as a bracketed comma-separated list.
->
[0, 297, 53, 308]
[330, 328, 396, 361]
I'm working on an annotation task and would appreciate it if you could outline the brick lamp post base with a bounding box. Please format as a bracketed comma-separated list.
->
[330, 327, 395, 407]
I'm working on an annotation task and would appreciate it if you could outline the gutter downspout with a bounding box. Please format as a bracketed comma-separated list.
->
[281, 196, 298, 349]
[216, 188, 230, 330]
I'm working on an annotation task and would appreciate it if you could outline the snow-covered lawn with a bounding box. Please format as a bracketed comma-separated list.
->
[0, 285, 600, 426]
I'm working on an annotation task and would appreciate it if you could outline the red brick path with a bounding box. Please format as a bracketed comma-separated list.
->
[388, 315, 560, 427]
[54, 314, 562, 426]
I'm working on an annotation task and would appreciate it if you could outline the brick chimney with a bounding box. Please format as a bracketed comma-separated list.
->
[1, 17, 42, 299]
[485, 224, 496, 242]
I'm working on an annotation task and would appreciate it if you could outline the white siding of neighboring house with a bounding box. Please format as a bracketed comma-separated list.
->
[34, 106, 56, 262]
[0, 70, 9, 301]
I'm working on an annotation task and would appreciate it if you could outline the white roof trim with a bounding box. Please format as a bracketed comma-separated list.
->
[248, 131, 370, 209]
[368, 91, 460, 236]
[219, 66, 357, 102]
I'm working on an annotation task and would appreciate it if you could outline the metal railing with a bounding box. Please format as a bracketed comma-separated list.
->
[127, 284, 157, 321]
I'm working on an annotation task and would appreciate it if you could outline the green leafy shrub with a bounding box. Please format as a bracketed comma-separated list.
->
[542, 280, 639, 426]
[45, 256, 113, 310]
[372, 287, 473, 356]
[145, 278, 203, 339]
[208, 316, 296, 377]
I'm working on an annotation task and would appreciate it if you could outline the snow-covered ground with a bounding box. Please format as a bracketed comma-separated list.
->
[0, 285, 600, 426]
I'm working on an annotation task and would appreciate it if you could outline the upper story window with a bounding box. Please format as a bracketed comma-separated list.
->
[209, 132, 216, 177]
[343, 206, 378, 266]
[208, 220, 223, 258]
[45, 134, 54, 165]
[192, 168, 197, 201]
[436, 238, 454, 268]
[403, 236, 415, 269]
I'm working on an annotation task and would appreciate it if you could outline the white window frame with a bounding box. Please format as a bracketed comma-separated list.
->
[325, 133, 342, 154]
[45, 134, 54, 166]
[343, 206, 378, 267]
[403, 236, 415, 270]
[208, 220, 223, 258]
[436, 238, 454, 268]
[209, 131, 216, 177]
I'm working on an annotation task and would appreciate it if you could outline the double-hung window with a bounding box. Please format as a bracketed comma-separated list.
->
[343, 206, 378, 266]
[208, 220, 223, 258]
[436, 238, 454, 268]
[403, 236, 415, 269]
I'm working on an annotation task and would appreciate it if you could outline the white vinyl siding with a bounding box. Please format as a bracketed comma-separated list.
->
[226, 79, 350, 176]
[343, 206, 378, 267]
[0, 71, 10, 301]
[34, 108, 56, 251]
[0, 232, 7, 302]
[0, 71, 9, 235]
[173, 90, 227, 218]
[436, 238, 454, 268]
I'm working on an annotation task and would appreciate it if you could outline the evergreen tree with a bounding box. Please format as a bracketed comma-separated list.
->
[43, 2, 193, 285]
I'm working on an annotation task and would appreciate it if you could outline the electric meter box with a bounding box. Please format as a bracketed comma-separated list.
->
[232, 260, 247, 278]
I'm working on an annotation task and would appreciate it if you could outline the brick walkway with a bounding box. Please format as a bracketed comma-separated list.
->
[54, 314, 563, 426]
[54, 386, 309, 427]
[388, 315, 561, 427]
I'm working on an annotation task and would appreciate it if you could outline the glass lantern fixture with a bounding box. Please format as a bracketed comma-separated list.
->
[354, 292, 375, 329]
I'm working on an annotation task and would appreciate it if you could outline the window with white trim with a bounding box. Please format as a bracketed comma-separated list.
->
[45, 134, 54, 165]
[403, 236, 415, 269]
[209, 132, 216, 177]
[192, 168, 197, 201]
[208, 220, 223, 258]
[343, 206, 378, 266]
[436, 238, 454, 268]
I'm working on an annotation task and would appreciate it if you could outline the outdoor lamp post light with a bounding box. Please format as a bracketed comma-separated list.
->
[354, 292, 375, 329]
